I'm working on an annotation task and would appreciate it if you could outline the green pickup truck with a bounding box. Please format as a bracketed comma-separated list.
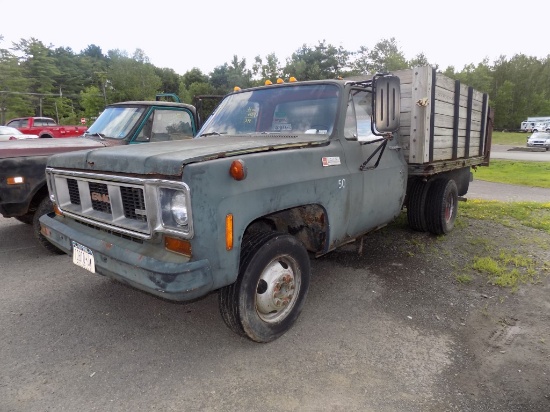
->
[0, 97, 199, 253]
[39, 66, 492, 342]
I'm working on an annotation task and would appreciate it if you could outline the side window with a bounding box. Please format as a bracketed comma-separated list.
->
[7, 120, 18, 127]
[20, 119, 29, 127]
[46, 119, 57, 126]
[344, 94, 357, 139]
[345, 89, 375, 141]
[135, 109, 194, 142]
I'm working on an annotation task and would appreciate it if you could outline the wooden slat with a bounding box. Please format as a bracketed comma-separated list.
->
[395, 65, 488, 165]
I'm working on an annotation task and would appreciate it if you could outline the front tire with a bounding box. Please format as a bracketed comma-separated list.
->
[218, 231, 310, 343]
[425, 179, 458, 235]
[15, 213, 34, 225]
[33, 197, 64, 254]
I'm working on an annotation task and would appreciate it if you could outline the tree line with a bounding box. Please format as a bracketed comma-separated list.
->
[1, 36, 549, 130]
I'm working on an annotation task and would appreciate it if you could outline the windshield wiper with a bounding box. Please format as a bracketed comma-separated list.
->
[84, 132, 105, 140]
[199, 131, 226, 137]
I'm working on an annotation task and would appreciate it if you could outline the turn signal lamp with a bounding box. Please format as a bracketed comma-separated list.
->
[7, 176, 24, 185]
[225, 214, 233, 251]
[229, 159, 247, 181]
[164, 236, 192, 257]
[265, 80, 273, 85]
[276, 78, 284, 84]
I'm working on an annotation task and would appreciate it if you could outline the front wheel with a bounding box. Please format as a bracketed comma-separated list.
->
[15, 213, 34, 225]
[425, 179, 458, 235]
[218, 231, 310, 343]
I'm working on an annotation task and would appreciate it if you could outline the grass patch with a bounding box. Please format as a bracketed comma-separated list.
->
[491, 131, 530, 146]
[455, 274, 473, 284]
[473, 160, 550, 188]
[460, 200, 550, 234]
[472, 253, 538, 291]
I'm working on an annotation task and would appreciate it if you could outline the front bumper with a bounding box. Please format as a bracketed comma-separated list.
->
[527, 142, 550, 148]
[39, 213, 213, 301]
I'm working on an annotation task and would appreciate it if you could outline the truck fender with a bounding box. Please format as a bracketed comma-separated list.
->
[242, 204, 329, 255]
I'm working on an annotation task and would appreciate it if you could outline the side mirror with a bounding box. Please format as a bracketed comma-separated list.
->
[372, 74, 401, 133]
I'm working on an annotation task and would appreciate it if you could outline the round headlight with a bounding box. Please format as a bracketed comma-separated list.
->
[171, 191, 188, 226]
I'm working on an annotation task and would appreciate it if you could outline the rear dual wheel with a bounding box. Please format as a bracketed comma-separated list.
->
[425, 179, 458, 235]
[407, 178, 458, 235]
[407, 179, 432, 232]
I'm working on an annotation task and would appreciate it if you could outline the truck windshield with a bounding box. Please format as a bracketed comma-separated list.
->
[197, 84, 339, 137]
[86, 107, 146, 139]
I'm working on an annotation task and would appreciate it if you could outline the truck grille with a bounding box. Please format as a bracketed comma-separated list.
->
[67, 179, 80, 205]
[52, 173, 151, 236]
[120, 186, 147, 222]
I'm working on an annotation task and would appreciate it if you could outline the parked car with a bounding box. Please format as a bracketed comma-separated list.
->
[526, 131, 550, 150]
[0, 126, 39, 141]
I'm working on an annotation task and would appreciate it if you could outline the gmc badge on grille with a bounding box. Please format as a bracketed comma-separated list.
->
[91, 192, 110, 203]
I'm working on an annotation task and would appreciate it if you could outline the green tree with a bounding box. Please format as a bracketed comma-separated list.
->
[227, 55, 253, 89]
[106, 49, 162, 102]
[80, 86, 105, 123]
[408, 52, 431, 68]
[252, 53, 283, 84]
[0, 37, 33, 122]
[351, 39, 409, 75]
[12, 38, 61, 116]
[155, 67, 181, 94]
[493, 80, 515, 129]
[283, 41, 348, 80]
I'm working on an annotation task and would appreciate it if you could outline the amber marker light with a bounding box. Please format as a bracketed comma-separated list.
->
[7, 176, 24, 185]
[233, 86, 241, 92]
[276, 78, 284, 84]
[225, 214, 233, 251]
[289, 77, 297, 82]
[265, 80, 273, 85]
[229, 159, 247, 181]
[164, 236, 192, 257]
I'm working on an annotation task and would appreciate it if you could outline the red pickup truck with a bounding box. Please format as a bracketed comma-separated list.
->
[6, 116, 87, 138]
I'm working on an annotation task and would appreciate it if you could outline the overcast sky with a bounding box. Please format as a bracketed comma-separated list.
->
[1, 0, 547, 75]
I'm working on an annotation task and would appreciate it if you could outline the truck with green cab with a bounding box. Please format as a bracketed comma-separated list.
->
[0, 96, 199, 253]
[39, 66, 492, 342]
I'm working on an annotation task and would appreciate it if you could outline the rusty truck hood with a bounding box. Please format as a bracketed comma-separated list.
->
[47, 135, 329, 176]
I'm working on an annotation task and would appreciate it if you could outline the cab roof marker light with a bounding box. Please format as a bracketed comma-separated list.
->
[276, 78, 284, 84]
[289, 77, 297, 82]
[233, 86, 241, 92]
[265, 80, 273, 85]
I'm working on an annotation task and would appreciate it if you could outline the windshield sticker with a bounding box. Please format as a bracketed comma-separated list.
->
[272, 123, 292, 131]
[244, 107, 258, 125]
[322, 157, 341, 167]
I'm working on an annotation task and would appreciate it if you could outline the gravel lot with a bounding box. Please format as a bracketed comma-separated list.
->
[1, 195, 549, 411]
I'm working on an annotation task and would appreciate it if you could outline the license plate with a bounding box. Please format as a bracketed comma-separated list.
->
[72, 241, 95, 273]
